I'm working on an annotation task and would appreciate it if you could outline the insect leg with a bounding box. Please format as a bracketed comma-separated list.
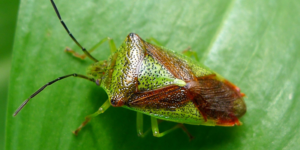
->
[182, 47, 199, 61]
[136, 113, 151, 137]
[146, 37, 199, 61]
[73, 99, 111, 135]
[13, 74, 94, 116]
[151, 117, 194, 140]
[136, 112, 144, 136]
[146, 37, 163, 46]
[50, 0, 98, 62]
[65, 37, 117, 59]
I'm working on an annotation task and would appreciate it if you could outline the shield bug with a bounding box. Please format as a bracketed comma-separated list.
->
[14, 0, 246, 139]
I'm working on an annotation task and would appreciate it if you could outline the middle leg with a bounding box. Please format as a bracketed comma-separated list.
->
[136, 112, 151, 137]
[146, 37, 199, 61]
[151, 117, 194, 140]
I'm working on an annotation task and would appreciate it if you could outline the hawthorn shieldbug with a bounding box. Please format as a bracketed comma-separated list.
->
[14, 0, 246, 138]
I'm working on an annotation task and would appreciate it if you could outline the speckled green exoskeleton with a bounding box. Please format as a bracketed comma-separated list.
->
[14, 0, 247, 139]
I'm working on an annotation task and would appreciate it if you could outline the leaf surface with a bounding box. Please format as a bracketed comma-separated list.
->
[6, 0, 300, 149]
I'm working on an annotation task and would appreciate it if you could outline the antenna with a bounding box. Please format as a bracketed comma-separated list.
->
[13, 73, 95, 116]
[50, 0, 98, 62]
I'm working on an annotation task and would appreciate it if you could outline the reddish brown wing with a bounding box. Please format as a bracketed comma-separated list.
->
[144, 41, 245, 125]
[130, 39, 245, 125]
[127, 85, 190, 110]
[144, 42, 196, 81]
[191, 75, 244, 125]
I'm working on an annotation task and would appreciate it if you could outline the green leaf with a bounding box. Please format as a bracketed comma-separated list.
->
[6, 0, 300, 149]
[0, 0, 19, 149]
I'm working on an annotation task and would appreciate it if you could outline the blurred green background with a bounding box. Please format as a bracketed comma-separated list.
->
[4, 0, 300, 150]
[0, 0, 19, 149]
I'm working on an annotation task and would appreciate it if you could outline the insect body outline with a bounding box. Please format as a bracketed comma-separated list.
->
[14, 0, 247, 139]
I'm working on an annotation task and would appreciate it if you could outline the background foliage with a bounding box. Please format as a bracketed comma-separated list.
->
[0, 0, 19, 149]
[6, 0, 300, 149]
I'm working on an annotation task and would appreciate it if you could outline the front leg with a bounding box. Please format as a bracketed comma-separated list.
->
[65, 37, 117, 60]
[73, 99, 111, 135]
